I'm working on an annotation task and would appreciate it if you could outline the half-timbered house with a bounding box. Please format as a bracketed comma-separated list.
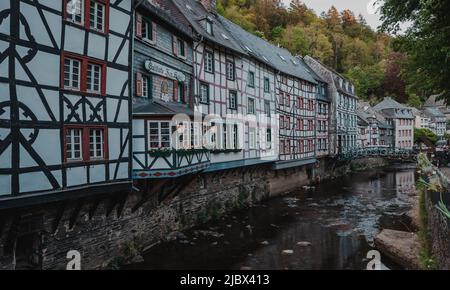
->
[0, 0, 132, 205]
[172, 0, 278, 172]
[131, 0, 211, 186]
[217, 16, 320, 170]
[304, 56, 358, 155]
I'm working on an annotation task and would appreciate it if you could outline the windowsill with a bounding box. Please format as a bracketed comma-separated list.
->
[64, 159, 107, 165]
[199, 102, 210, 105]
[62, 88, 105, 97]
[138, 37, 156, 46]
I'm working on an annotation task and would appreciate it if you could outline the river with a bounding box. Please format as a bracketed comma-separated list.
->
[124, 163, 417, 270]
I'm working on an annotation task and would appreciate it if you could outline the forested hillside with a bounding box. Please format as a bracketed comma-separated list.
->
[217, 0, 420, 106]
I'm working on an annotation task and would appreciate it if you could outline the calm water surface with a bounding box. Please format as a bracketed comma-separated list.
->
[125, 163, 417, 270]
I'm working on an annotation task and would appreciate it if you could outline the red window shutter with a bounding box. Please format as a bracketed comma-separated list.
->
[173, 81, 178, 102]
[136, 72, 143, 97]
[172, 36, 178, 56]
[152, 22, 157, 42]
[136, 13, 142, 38]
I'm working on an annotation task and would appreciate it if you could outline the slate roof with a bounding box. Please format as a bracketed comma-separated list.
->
[357, 102, 392, 128]
[423, 107, 446, 119]
[136, 0, 193, 39]
[171, 0, 245, 55]
[372, 97, 414, 119]
[218, 15, 316, 84]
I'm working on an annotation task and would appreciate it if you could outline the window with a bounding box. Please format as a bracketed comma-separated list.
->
[64, 126, 107, 162]
[64, 58, 81, 90]
[285, 94, 290, 107]
[66, 128, 83, 161]
[232, 125, 238, 149]
[62, 53, 106, 95]
[248, 98, 255, 115]
[177, 38, 185, 57]
[264, 78, 270, 93]
[65, 0, 109, 33]
[264, 101, 271, 117]
[199, 83, 209, 104]
[89, 128, 104, 159]
[205, 20, 213, 35]
[141, 18, 154, 42]
[204, 51, 214, 73]
[89, 1, 105, 32]
[223, 124, 228, 149]
[87, 63, 101, 93]
[226, 60, 235, 81]
[297, 97, 303, 109]
[286, 117, 290, 129]
[67, 0, 84, 25]
[266, 129, 272, 149]
[280, 115, 284, 129]
[249, 128, 256, 149]
[229, 91, 237, 110]
[248, 71, 255, 87]
[149, 121, 171, 149]
[177, 82, 185, 103]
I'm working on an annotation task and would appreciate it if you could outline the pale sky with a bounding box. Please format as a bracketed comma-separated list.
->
[282, 0, 384, 31]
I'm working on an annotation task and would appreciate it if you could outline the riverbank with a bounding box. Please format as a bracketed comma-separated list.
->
[123, 163, 416, 270]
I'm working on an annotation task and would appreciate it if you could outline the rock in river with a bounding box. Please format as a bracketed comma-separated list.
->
[282, 249, 294, 255]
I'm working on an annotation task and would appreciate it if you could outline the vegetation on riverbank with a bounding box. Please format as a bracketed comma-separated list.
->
[416, 154, 440, 269]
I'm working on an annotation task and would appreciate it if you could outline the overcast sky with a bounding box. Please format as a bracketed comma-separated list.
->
[282, 0, 384, 31]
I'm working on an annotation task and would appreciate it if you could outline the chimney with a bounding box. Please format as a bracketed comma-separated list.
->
[199, 0, 217, 13]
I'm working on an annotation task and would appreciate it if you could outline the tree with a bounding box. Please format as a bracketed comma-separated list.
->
[414, 128, 438, 145]
[345, 64, 384, 100]
[278, 25, 310, 56]
[382, 52, 408, 103]
[380, 0, 450, 101]
[406, 94, 422, 108]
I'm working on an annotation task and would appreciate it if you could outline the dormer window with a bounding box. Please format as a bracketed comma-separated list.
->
[205, 20, 213, 35]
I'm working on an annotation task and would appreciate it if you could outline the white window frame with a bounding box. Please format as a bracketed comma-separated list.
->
[64, 58, 81, 91]
[66, 128, 83, 161]
[204, 51, 214, 73]
[87, 63, 102, 94]
[142, 18, 153, 42]
[67, 0, 84, 25]
[248, 71, 255, 87]
[248, 98, 255, 115]
[226, 60, 235, 81]
[148, 121, 171, 150]
[249, 128, 256, 149]
[89, 128, 104, 159]
[229, 91, 237, 110]
[199, 83, 209, 104]
[89, 0, 105, 32]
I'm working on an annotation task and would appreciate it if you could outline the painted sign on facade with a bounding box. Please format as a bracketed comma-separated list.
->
[145, 60, 186, 82]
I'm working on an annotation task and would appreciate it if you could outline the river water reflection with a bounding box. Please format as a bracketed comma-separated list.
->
[125, 163, 417, 270]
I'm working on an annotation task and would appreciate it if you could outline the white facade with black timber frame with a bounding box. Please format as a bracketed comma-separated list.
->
[0, 0, 132, 206]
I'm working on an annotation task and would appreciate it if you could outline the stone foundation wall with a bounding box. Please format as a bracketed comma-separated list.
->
[0, 157, 390, 270]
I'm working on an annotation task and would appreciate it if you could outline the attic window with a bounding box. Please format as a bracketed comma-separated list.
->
[186, 5, 192, 11]
[244, 45, 253, 53]
[221, 33, 229, 40]
[278, 54, 286, 61]
[205, 19, 213, 35]
[291, 59, 298, 65]
[262, 56, 269, 62]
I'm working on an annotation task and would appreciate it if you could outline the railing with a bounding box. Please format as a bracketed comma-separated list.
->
[336, 147, 416, 161]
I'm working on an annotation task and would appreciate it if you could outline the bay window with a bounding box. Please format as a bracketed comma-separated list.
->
[149, 121, 171, 149]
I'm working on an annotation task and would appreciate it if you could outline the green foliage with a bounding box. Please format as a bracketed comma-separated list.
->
[380, 0, 450, 101]
[345, 64, 384, 100]
[414, 128, 438, 145]
[407, 94, 422, 108]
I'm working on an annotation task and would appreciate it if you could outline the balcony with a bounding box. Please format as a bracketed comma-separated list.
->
[133, 148, 211, 179]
